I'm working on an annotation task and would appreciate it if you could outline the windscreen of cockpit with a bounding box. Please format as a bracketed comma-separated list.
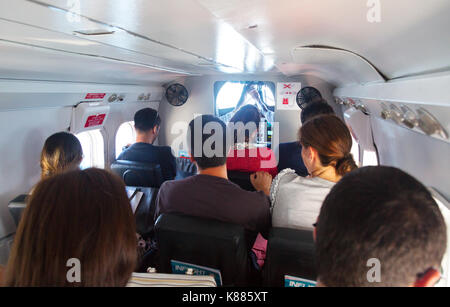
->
[214, 81, 275, 148]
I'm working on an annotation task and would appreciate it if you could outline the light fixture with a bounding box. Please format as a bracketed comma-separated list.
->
[400, 105, 418, 129]
[108, 94, 118, 103]
[389, 104, 404, 125]
[416, 108, 448, 139]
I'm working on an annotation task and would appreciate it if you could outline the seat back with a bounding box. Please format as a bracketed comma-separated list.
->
[111, 160, 163, 188]
[126, 186, 159, 237]
[155, 214, 250, 286]
[263, 227, 317, 287]
[227, 170, 255, 191]
[8, 194, 28, 226]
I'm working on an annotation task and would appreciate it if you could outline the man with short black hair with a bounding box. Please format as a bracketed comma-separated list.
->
[117, 108, 176, 181]
[277, 99, 335, 176]
[155, 115, 271, 250]
[315, 166, 447, 287]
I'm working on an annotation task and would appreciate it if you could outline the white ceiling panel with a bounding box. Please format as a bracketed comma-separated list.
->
[197, 0, 450, 83]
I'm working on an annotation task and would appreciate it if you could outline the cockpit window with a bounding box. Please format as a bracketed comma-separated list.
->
[214, 81, 275, 123]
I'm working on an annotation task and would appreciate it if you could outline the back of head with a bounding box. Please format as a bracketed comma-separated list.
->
[5, 168, 137, 287]
[300, 99, 335, 124]
[40, 132, 83, 179]
[188, 115, 228, 169]
[229, 104, 261, 144]
[134, 108, 161, 132]
[299, 115, 357, 176]
[316, 166, 447, 287]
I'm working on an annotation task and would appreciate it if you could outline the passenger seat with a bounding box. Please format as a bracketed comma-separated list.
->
[263, 227, 317, 287]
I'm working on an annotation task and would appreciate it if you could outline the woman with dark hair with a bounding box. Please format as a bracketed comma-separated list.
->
[251, 115, 358, 230]
[227, 104, 278, 177]
[4, 168, 137, 286]
[40, 132, 83, 179]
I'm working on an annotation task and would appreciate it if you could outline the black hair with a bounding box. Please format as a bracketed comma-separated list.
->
[316, 166, 447, 287]
[300, 99, 335, 124]
[134, 108, 161, 132]
[188, 115, 228, 169]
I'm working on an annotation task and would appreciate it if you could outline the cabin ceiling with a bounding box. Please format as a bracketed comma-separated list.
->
[0, 0, 449, 86]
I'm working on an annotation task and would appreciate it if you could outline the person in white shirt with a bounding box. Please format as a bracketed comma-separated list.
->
[251, 115, 358, 230]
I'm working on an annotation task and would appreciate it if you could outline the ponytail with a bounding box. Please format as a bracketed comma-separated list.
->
[335, 154, 358, 176]
[299, 115, 358, 176]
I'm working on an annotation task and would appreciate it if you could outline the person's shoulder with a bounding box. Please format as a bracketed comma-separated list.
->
[156, 145, 175, 156]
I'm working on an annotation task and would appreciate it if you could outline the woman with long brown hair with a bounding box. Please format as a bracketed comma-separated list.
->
[251, 115, 358, 230]
[40, 132, 83, 179]
[4, 168, 137, 286]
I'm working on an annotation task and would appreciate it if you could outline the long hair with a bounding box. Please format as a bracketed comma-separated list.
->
[299, 115, 358, 176]
[40, 132, 83, 179]
[229, 104, 261, 144]
[4, 168, 137, 287]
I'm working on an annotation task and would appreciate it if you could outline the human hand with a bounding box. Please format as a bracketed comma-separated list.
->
[250, 171, 272, 196]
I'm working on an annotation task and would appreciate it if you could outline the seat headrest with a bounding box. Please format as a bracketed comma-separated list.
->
[263, 227, 317, 286]
[111, 160, 163, 188]
[8, 194, 28, 226]
[154, 214, 250, 286]
[227, 170, 256, 191]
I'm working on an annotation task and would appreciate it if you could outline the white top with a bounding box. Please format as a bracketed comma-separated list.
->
[270, 169, 335, 230]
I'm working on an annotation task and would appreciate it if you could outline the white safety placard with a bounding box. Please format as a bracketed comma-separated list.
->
[276, 82, 301, 110]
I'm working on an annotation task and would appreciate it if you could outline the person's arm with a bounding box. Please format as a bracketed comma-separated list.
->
[250, 171, 273, 196]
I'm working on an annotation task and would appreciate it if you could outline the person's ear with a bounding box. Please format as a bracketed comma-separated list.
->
[153, 125, 159, 135]
[413, 268, 441, 287]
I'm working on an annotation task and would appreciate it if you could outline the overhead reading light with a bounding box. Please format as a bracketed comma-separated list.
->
[74, 29, 115, 36]
[399, 105, 418, 129]
[416, 108, 448, 139]
[388, 104, 404, 125]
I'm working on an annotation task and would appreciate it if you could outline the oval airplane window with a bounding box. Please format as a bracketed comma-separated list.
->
[76, 130, 105, 169]
[115, 121, 136, 159]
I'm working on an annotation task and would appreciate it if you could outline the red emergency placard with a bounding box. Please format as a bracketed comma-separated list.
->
[85, 93, 106, 99]
[84, 114, 106, 128]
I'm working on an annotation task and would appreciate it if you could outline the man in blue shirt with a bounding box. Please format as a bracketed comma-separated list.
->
[276, 99, 335, 176]
[117, 108, 176, 181]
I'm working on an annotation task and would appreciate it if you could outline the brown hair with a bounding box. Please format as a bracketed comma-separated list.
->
[299, 115, 357, 176]
[4, 168, 137, 287]
[40, 132, 83, 179]
[229, 104, 261, 144]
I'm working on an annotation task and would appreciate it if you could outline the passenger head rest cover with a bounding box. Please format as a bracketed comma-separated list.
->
[111, 160, 163, 188]
[155, 214, 250, 286]
[8, 194, 28, 226]
[264, 227, 317, 286]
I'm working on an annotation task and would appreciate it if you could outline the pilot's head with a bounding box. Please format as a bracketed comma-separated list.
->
[134, 108, 161, 143]
[300, 99, 335, 124]
[315, 166, 447, 287]
[187, 115, 228, 170]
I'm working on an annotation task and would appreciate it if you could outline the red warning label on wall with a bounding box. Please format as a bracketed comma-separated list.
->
[84, 114, 106, 128]
[85, 93, 106, 100]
